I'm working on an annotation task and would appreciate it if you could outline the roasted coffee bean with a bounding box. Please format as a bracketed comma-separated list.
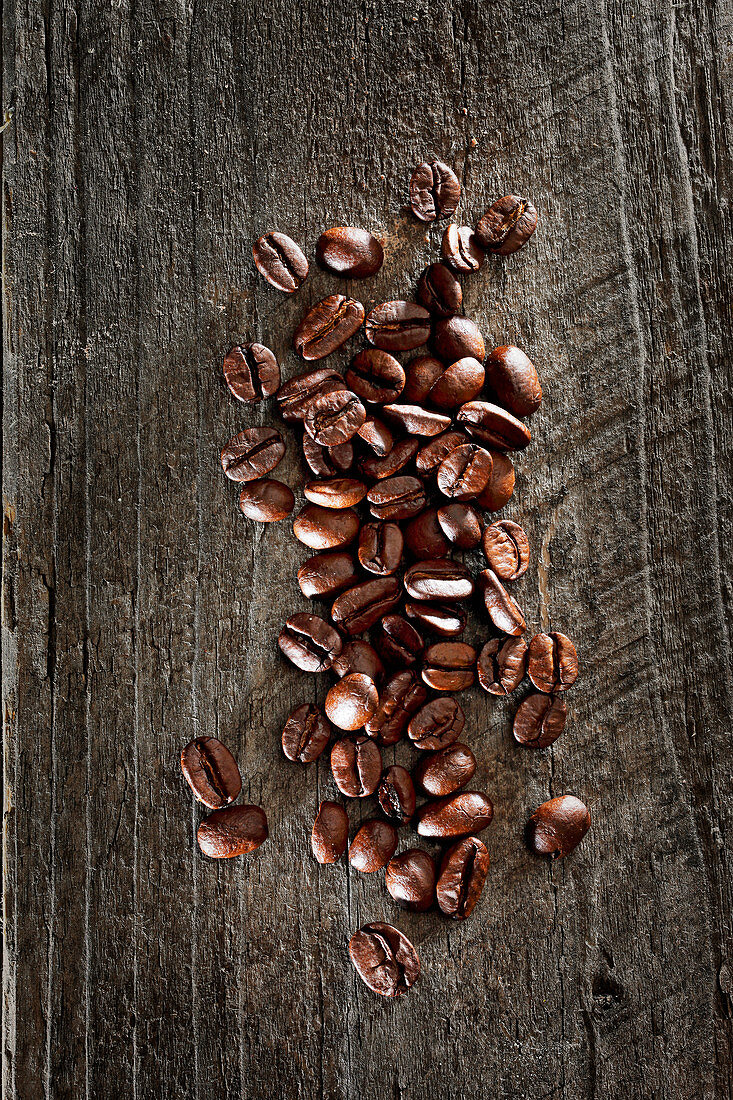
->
[239, 479, 294, 522]
[181, 736, 242, 808]
[304, 389, 366, 446]
[477, 636, 528, 695]
[281, 703, 333, 763]
[476, 450, 516, 510]
[293, 503, 360, 549]
[357, 415, 393, 456]
[513, 692, 567, 748]
[426, 358, 486, 410]
[331, 576, 402, 634]
[294, 295, 365, 360]
[302, 434, 354, 477]
[331, 640, 385, 683]
[346, 349, 405, 405]
[527, 632, 579, 693]
[316, 227, 384, 278]
[349, 819, 398, 872]
[382, 403, 452, 437]
[413, 742, 476, 797]
[330, 734, 382, 797]
[375, 615, 424, 668]
[385, 850, 436, 912]
[526, 795, 590, 858]
[378, 765, 416, 825]
[365, 301, 431, 352]
[416, 791, 493, 839]
[359, 437, 419, 481]
[408, 697, 465, 750]
[365, 669, 428, 745]
[223, 343, 280, 403]
[358, 522, 403, 575]
[252, 231, 308, 292]
[304, 477, 367, 509]
[311, 801, 349, 864]
[348, 922, 420, 998]
[405, 600, 466, 637]
[404, 559, 474, 602]
[432, 317, 486, 364]
[403, 509, 451, 559]
[441, 224, 484, 273]
[417, 263, 463, 318]
[409, 160, 460, 222]
[278, 613, 343, 673]
[422, 641, 477, 691]
[415, 430, 467, 475]
[277, 368, 344, 422]
[197, 805, 268, 858]
[475, 195, 538, 255]
[483, 519, 530, 580]
[460, 399, 531, 453]
[221, 427, 285, 482]
[437, 442, 493, 500]
[297, 550, 359, 599]
[485, 345, 542, 418]
[367, 475, 426, 521]
[437, 503, 483, 548]
[436, 836, 489, 919]
[478, 568, 526, 635]
[325, 673, 379, 731]
[404, 356, 444, 403]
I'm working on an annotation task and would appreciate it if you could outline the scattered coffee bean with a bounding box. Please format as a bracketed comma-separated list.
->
[417, 263, 463, 318]
[375, 614, 424, 668]
[409, 160, 460, 222]
[278, 613, 343, 673]
[281, 703, 333, 763]
[437, 503, 483, 548]
[357, 415, 393, 455]
[346, 349, 405, 404]
[526, 795, 590, 858]
[385, 850, 436, 911]
[365, 301, 432, 352]
[293, 503, 360, 550]
[478, 568, 527, 635]
[331, 576, 402, 634]
[413, 742, 476, 797]
[358, 522, 404, 575]
[415, 430, 467, 475]
[485, 345, 542, 418]
[359, 437, 418, 481]
[424, 357, 485, 410]
[527, 632, 579, 693]
[304, 389, 367, 446]
[408, 697, 465, 750]
[349, 819, 398, 872]
[181, 736, 242, 808]
[331, 734, 382, 797]
[348, 922, 420, 998]
[403, 509, 451, 559]
[221, 427, 285, 482]
[197, 805, 269, 858]
[311, 801, 349, 864]
[441, 224, 484, 273]
[325, 673, 379, 731]
[477, 636, 528, 695]
[223, 343, 280, 403]
[404, 559, 474, 602]
[437, 442, 493, 500]
[316, 227, 384, 278]
[367, 475, 426, 521]
[432, 317, 486, 363]
[436, 836, 489, 919]
[475, 195, 538, 255]
[513, 692, 567, 748]
[365, 669, 428, 745]
[416, 791, 493, 839]
[297, 550, 359, 599]
[377, 765, 416, 825]
[277, 367, 344, 422]
[239, 479, 295, 522]
[422, 641, 477, 691]
[404, 355, 445, 403]
[253, 231, 308, 292]
[331, 639, 385, 683]
[476, 450, 516, 511]
[304, 477, 367, 509]
[483, 519, 530, 580]
[405, 600, 466, 637]
[302, 435, 355, 478]
[457, 400, 531, 451]
[294, 295, 365, 360]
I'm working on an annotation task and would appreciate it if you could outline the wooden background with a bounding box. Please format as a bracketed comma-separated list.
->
[3, 0, 732, 1096]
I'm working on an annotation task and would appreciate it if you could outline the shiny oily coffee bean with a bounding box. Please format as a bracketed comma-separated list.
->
[239, 479, 294, 522]
[349, 819, 398, 873]
[526, 795, 590, 858]
[385, 850, 436, 912]
[422, 641, 477, 691]
[277, 367, 343, 422]
[375, 614, 424, 669]
[197, 805, 268, 859]
[222, 343, 280, 403]
[293, 504, 360, 550]
[425, 358, 485, 410]
[302, 434, 353, 478]
[278, 613, 342, 673]
[316, 227, 384, 278]
[367, 476, 426, 521]
[478, 568, 527, 636]
[281, 703, 333, 763]
[356, 415, 393, 456]
[527, 632, 579, 693]
[358, 522, 403, 576]
[304, 389, 366, 446]
[181, 736, 242, 808]
[441, 224, 484, 273]
[476, 450, 516, 511]
[432, 317, 486, 364]
[404, 559, 474, 602]
[409, 159, 460, 222]
[294, 295, 365, 360]
[485, 345, 542, 419]
[405, 600, 466, 637]
[331, 576, 401, 635]
[297, 551, 359, 599]
[311, 801, 349, 864]
[359, 437, 418, 481]
[477, 636, 528, 695]
[403, 509, 450, 560]
[252, 231, 308, 292]
[437, 442, 493, 500]
[483, 519, 530, 580]
[513, 692, 567, 749]
[382, 403, 451, 437]
[365, 301, 431, 352]
[415, 430, 467, 475]
[417, 263, 462, 318]
[331, 640, 385, 683]
[346, 349, 405, 405]
[349, 922, 420, 998]
[378, 765, 416, 825]
[436, 836, 490, 919]
[331, 734, 382, 797]
[437, 503, 483, 549]
[325, 673, 379, 731]
[404, 356, 444, 403]
[221, 427, 285, 482]
[304, 477, 366, 509]
[416, 791, 494, 840]
[365, 670, 428, 745]
[408, 696, 465, 751]
[475, 194, 538, 255]
[414, 742, 476, 797]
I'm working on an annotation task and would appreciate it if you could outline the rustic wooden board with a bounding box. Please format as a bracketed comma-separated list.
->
[3, 0, 732, 1097]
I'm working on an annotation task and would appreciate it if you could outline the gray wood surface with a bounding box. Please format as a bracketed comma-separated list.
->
[3, 0, 732, 1096]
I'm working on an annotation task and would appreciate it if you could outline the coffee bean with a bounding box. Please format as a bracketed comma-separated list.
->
[432, 317, 485, 363]
[476, 450, 516, 510]
[425, 357, 486, 410]
[316, 227, 384, 278]
[331, 734, 382, 797]
[478, 568, 527, 635]
[349, 819, 398, 872]
[331, 640, 385, 683]
[223, 343, 280, 403]
[475, 195, 538, 255]
[485, 345, 542, 418]
[477, 636, 528, 695]
[359, 437, 418, 481]
[365, 669, 428, 745]
[325, 673, 379, 731]
[293, 503, 360, 550]
[365, 301, 431, 352]
[311, 801, 349, 864]
[304, 477, 367, 509]
[513, 692, 567, 748]
[238, 479, 294, 522]
[367, 475, 426, 521]
[302, 434, 354, 477]
[404, 356, 445, 403]
[436, 836, 490, 919]
[281, 703, 333, 763]
[483, 519, 530, 580]
[346, 349, 405, 405]
[527, 632, 579, 693]
[409, 160, 460, 222]
[404, 559, 474, 602]
[197, 805, 269, 858]
[416, 791, 493, 839]
[358, 522, 403, 575]
[277, 368, 344, 422]
[417, 263, 462, 318]
[459, 399, 531, 455]
[297, 551, 359, 599]
[526, 795, 590, 858]
[252, 231, 308, 292]
[221, 427, 285, 482]
[382, 403, 452, 437]
[413, 742, 476, 797]
[441, 225, 484, 273]
[405, 600, 466, 637]
[348, 922, 420, 998]
[436, 503, 483, 548]
[331, 577, 402, 634]
[403, 509, 451, 559]
[278, 613, 343, 673]
[422, 641, 477, 691]
[437, 442, 493, 500]
[304, 389, 367, 446]
[375, 614, 424, 668]
[415, 430, 467, 475]
[385, 850, 436, 912]
[180, 736, 242, 808]
[377, 765, 416, 825]
[294, 295, 365, 360]
[408, 697, 465, 750]
[356, 415, 393, 456]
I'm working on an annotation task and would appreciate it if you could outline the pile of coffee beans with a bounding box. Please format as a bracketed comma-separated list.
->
[189, 161, 591, 999]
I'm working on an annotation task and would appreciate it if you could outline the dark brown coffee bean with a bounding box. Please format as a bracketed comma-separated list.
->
[408, 697, 465, 750]
[331, 734, 382, 797]
[365, 301, 431, 352]
[382, 404, 451, 436]
[477, 636, 528, 695]
[356, 415, 393, 456]
[367, 476, 426, 521]
[485, 345, 542, 418]
[349, 819, 398, 872]
[359, 437, 418, 481]
[304, 477, 367, 509]
[385, 850, 436, 912]
[417, 263, 462, 318]
[422, 641, 477, 691]
[476, 451, 516, 510]
[222, 343, 280, 403]
[441, 225, 484, 273]
[409, 160, 460, 222]
[378, 765, 416, 825]
[181, 737, 242, 808]
[325, 673, 379, 731]
[304, 389, 366, 446]
[348, 922, 420, 998]
[197, 805, 268, 858]
[221, 427, 285, 482]
[415, 430, 467, 475]
[293, 504, 360, 549]
[437, 443, 493, 500]
[405, 600, 466, 637]
[416, 791, 493, 840]
[404, 356, 444, 404]
[311, 801, 349, 864]
[404, 559, 474, 602]
[375, 615, 424, 668]
[302, 434, 354, 477]
[514, 693, 567, 748]
[403, 509, 451, 560]
[316, 227, 384, 278]
[478, 569, 526, 635]
[331, 640, 385, 683]
[437, 503, 483, 548]
[527, 632, 579, 693]
[346, 349, 405, 405]
[294, 295, 365, 360]
[526, 795, 590, 858]
[358, 522, 403, 576]
[239, 479, 294, 522]
[414, 742, 476, 797]
[277, 368, 344, 422]
[331, 577, 401, 635]
[426, 358, 486, 410]
[252, 231, 308, 292]
[278, 613, 342, 673]
[475, 195, 538, 255]
[436, 836, 489, 919]
[297, 551, 359, 599]
[365, 670, 428, 745]
[483, 519, 530, 580]
[432, 317, 485, 363]
[281, 703, 333, 763]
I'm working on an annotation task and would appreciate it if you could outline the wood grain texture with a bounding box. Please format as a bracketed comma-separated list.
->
[2, 0, 732, 1097]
